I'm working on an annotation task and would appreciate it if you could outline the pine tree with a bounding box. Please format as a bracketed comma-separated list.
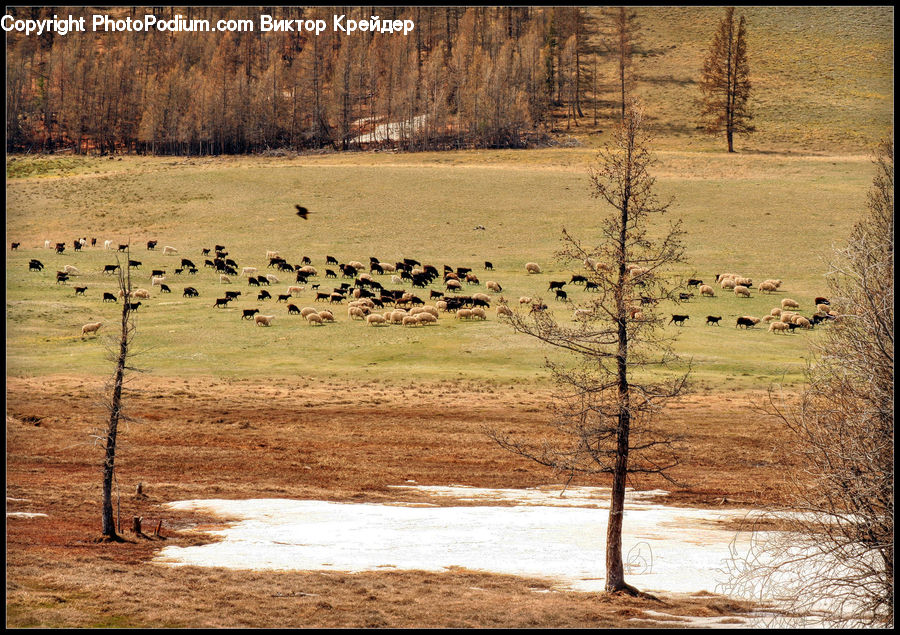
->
[699, 7, 754, 152]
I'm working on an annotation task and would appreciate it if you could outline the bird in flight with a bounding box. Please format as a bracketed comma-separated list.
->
[295, 204, 311, 219]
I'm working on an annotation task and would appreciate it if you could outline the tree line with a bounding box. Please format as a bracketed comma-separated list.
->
[6, 6, 753, 155]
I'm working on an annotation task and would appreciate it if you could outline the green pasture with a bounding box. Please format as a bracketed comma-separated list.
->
[6, 152, 871, 389]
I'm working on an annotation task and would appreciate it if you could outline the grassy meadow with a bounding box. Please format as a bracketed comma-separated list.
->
[6, 149, 871, 389]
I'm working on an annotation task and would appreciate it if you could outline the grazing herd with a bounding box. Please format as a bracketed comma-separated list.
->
[15, 237, 837, 342]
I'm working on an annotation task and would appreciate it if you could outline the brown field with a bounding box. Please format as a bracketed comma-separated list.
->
[7, 374, 797, 627]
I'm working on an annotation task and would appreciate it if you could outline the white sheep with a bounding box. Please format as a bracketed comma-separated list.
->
[219, 274, 231, 284]
[81, 322, 103, 337]
[132, 288, 151, 299]
[486, 281, 502, 293]
[471, 307, 487, 320]
[63, 265, 80, 275]
[318, 310, 335, 322]
[378, 262, 396, 272]
[497, 305, 513, 317]
[762, 315, 777, 323]
[389, 309, 407, 324]
[44, 240, 51, 249]
[780, 312, 796, 323]
[456, 308, 473, 320]
[525, 262, 542, 274]
[288, 286, 305, 295]
[241, 267, 258, 277]
[347, 261, 365, 271]
[299, 266, 317, 276]
[699, 284, 715, 297]
[348, 306, 366, 320]
[734, 285, 751, 298]
[735, 277, 752, 287]
[366, 313, 387, 326]
[793, 316, 812, 329]
[300, 307, 318, 318]
[758, 281, 777, 294]
[770, 308, 782, 316]
[391, 275, 403, 285]
[769, 321, 789, 334]
[306, 313, 324, 326]
[162, 246, 178, 255]
[816, 303, 830, 313]
[436, 300, 448, 312]
[446, 280, 462, 291]
[402, 315, 420, 327]
[519, 296, 533, 305]
[781, 298, 800, 309]
[265, 251, 279, 260]
[416, 312, 437, 325]
[254, 314, 276, 327]
[720, 278, 737, 290]
[472, 293, 490, 303]
[266, 274, 279, 284]
[104, 240, 113, 250]
[151, 276, 166, 287]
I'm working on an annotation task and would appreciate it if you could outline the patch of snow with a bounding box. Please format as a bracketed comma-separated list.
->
[155, 485, 760, 599]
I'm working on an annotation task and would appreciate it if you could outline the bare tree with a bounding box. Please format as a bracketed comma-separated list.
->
[699, 7, 754, 152]
[488, 102, 688, 596]
[100, 251, 138, 540]
[722, 139, 893, 626]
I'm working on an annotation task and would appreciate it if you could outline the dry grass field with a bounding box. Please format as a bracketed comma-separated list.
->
[6, 5, 892, 628]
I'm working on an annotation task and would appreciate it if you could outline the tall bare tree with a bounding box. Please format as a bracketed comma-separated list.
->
[489, 102, 688, 595]
[699, 7, 754, 152]
[100, 253, 138, 540]
[724, 138, 893, 626]
[602, 7, 641, 123]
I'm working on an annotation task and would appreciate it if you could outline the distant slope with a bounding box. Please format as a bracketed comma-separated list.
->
[587, 6, 893, 153]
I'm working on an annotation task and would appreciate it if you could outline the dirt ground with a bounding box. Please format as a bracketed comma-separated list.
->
[6, 374, 799, 627]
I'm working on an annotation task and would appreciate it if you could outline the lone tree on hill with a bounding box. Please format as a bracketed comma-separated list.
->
[489, 102, 689, 596]
[699, 7, 754, 152]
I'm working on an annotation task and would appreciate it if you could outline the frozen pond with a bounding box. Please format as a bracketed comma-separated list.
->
[155, 485, 764, 597]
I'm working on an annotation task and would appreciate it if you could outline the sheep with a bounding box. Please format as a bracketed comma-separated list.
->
[162, 246, 178, 255]
[497, 305, 513, 317]
[318, 310, 335, 322]
[793, 316, 812, 329]
[524, 262, 542, 274]
[417, 312, 438, 325]
[219, 274, 231, 284]
[265, 251, 279, 260]
[735, 277, 753, 287]
[436, 300, 448, 312]
[132, 288, 151, 299]
[402, 315, 420, 327]
[151, 276, 166, 287]
[780, 312, 797, 323]
[299, 266, 317, 276]
[104, 240, 113, 250]
[255, 314, 276, 327]
[486, 281, 502, 293]
[720, 278, 737, 290]
[446, 279, 462, 292]
[456, 308, 473, 320]
[288, 286, 305, 295]
[699, 284, 715, 297]
[81, 322, 103, 338]
[781, 298, 800, 309]
[764, 279, 783, 289]
[241, 267, 258, 277]
[300, 307, 319, 318]
[366, 313, 387, 326]
[734, 285, 751, 298]
[770, 308, 782, 316]
[472, 293, 490, 303]
[266, 274, 279, 284]
[391, 275, 404, 285]
[816, 303, 830, 313]
[762, 315, 777, 323]
[471, 307, 487, 320]
[379, 262, 396, 273]
[758, 281, 778, 294]
[769, 321, 789, 334]
[519, 296, 533, 305]
[349, 306, 366, 320]
[389, 309, 408, 324]
[63, 265, 80, 275]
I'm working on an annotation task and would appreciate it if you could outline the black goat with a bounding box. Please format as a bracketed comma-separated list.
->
[706, 315, 722, 326]
[670, 314, 690, 326]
